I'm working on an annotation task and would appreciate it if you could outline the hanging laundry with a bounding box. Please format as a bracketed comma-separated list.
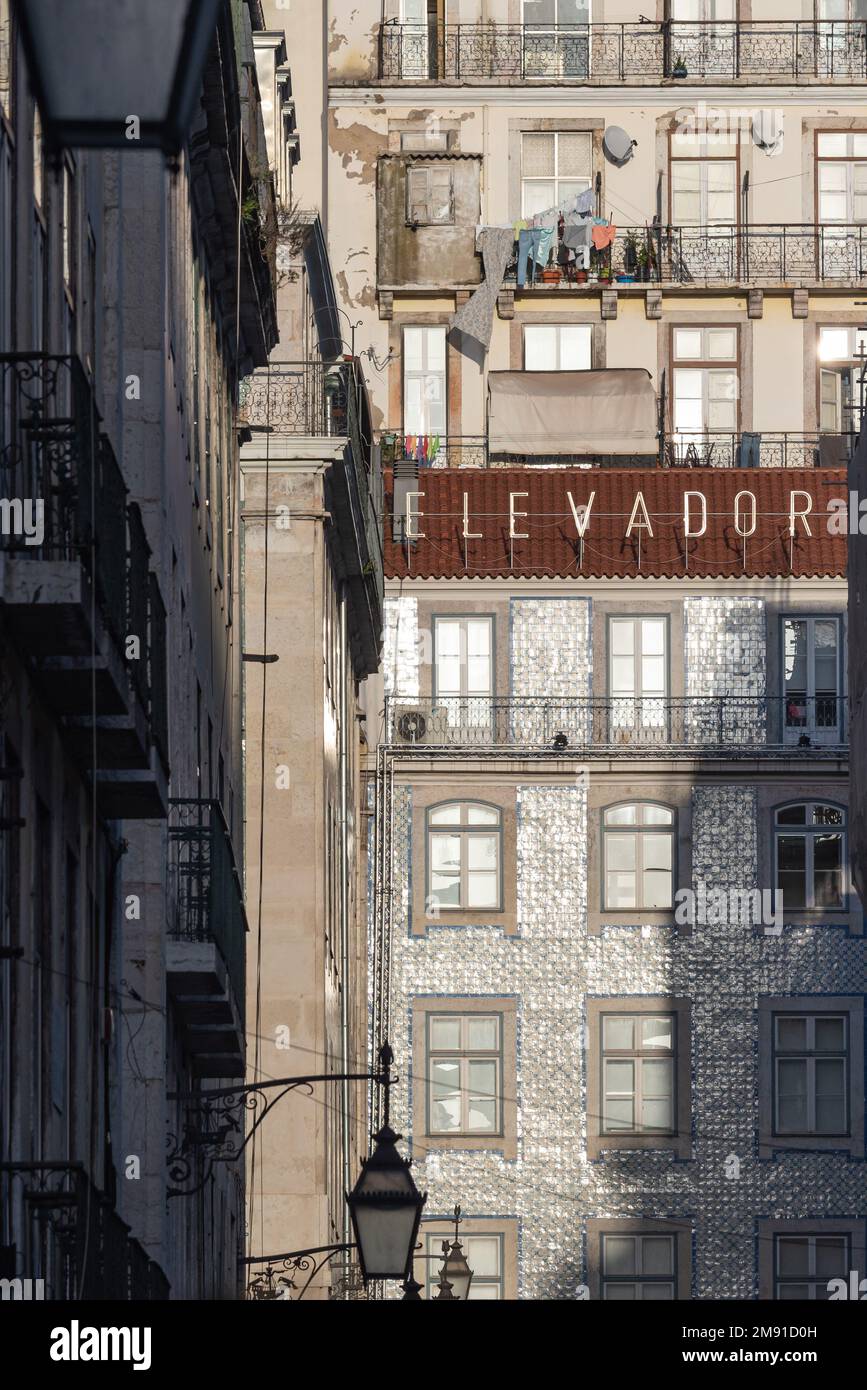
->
[430, 434, 441, 464]
[449, 226, 516, 351]
[563, 221, 591, 250]
[591, 221, 617, 250]
[534, 225, 556, 265]
[513, 218, 528, 238]
[575, 187, 594, 215]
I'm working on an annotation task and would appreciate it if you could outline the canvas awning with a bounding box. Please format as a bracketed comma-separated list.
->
[487, 368, 659, 456]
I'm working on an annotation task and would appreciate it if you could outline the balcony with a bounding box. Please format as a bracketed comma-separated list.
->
[0, 354, 168, 817]
[385, 696, 848, 758]
[382, 431, 854, 470]
[239, 359, 384, 677]
[377, 20, 867, 85]
[0, 1162, 169, 1300]
[167, 800, 247, 1079]
[505, 225, 867, 290]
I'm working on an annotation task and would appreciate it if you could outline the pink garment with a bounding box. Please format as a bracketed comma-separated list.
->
[591, 222, 617, 250]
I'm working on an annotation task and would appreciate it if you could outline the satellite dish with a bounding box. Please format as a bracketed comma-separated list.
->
[752, 110, 784, 156]
[602, 126, 637, 167]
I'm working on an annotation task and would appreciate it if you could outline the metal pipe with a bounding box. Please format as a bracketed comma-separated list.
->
[339, 590, 352, 1282]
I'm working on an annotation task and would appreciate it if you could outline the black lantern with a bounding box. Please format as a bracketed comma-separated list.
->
[440, 1239, 474, 1301]
[346, 1124, 427, 1283]
[14, 0, 223, 152]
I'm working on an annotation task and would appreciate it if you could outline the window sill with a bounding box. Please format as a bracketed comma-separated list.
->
[416, 1132, 518, 1161]
[412, 909, 518, 937]
[758, 1132, 862, 1160]
[587, 1132, 692, 1160]
[588, 909, 683, 936]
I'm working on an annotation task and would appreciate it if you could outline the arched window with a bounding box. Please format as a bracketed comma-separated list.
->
[775, 802, 846, 910]
[427, 802, 501, 912]
[603, 803, 674, 910]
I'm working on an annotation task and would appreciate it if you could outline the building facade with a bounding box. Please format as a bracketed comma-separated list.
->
[240, 15, 384, 1299]
[312, 2, 867, 1297]
[0, 0, 277, 1298]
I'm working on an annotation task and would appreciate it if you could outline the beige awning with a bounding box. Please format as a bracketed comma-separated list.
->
[488, 368, 659, 456]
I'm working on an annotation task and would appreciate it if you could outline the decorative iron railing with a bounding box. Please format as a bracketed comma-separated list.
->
[381, 431, 853, 470]
[505, 224, 867, 288]
[167, 799, 247, 1027]
[381, 433, 488, 470]
[385, 695, 848, 756]
[0, 1162, 170, 1300]
[378, 20, 867, 83]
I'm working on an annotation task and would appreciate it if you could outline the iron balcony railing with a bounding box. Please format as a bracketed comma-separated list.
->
[385, 695, 848, 756]
[506, 224, 867, 288]
[240, 359, 385, 671]
[378, 20, 867, 83]
[382, 431, 853, 470]
[167, 799, 247, 1027]
[0, 1162, 170, 1300]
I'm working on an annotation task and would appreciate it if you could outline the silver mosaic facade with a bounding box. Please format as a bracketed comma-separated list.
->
[684, 596, 766, 744]
[509, 598, 591, 745]
[382, 778, 866, 1299]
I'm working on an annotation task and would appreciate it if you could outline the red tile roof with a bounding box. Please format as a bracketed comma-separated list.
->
[384, 467, 847, 580]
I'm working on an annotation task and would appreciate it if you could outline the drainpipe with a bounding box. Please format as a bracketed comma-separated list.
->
[339, 590, 352, 1275]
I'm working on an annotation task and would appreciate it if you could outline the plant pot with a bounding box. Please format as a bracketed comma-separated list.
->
[575, 269, 588, 284]
[541, 268, 561, 284]
[672, 66, 687, 78]
[616, 274, 635, 284]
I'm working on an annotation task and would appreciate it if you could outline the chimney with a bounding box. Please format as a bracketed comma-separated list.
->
[392, 457, 419, 543]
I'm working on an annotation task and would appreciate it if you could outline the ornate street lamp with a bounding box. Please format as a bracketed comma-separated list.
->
[13, 0, 223, 152]
[438, 1206, 474, 1301]
[346, 1048, 427, 1283]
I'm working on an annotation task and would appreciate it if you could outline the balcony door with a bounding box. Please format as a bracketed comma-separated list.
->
[782, 617, 842, 746]
[608, 617, 668, 745]
[522, 0, 590, 79]
[400, 0, 434, 79]
[669, 136, 739, 280]
[817, 326, 865, 448]
[433, 616, 493, 734]
[403, 325, 446, 460]
[817, 0, 867, 79]
[669, 0, 736, 78]
[671, 326, 738, 464]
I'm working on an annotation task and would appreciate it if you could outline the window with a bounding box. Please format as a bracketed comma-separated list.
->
[608, 616, 668, 738]
[817, 325, 865, 435]
[772, 1012, 848, 1138]
[601, 1011, 676, 1135]
[602, 1233, 676, 1300]
[406, 163, 454, 226]
[670, 156, 737, 227]
[672, 326, 738, 441]
[522, 2, 591, 80]
[427, 802, 501, 912]
[773, 1234, 849, 1300]
[413, 997, 518, 1154]
[0, 0, 11, 121]
[398, 0, 432, 79]
[669, 0, 736, 74]
[603, 804, 675, 911]
[774, 802, 845, 911]
[523, 323, 591, 371]
[588, 1219, 691, 1301]
[758, 998, 863, 1157]
[403, 325, 446, 438]
[782, 616, 841, 743]
[400, 128, 450, 153]
[433, 614, 493, 725]
[426, 1011, 502, 1137]
[817, 132, 867, 224]
[586, 998, 691, 1157]
[521, 131, 592, 218]
[424, 1232, 506, 1299]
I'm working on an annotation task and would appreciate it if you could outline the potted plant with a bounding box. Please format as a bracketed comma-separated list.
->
[637, 243, 650, 282]
[541, 264, 561, 284]
[575, 267, 588, 284]
[623, 231, 639, 275]
[672, 53, 687, 77]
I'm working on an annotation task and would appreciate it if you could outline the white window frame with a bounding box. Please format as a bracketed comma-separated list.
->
[402, 324, 446, 438]
[520, 130, 592, 218]
[405, 161, 454, 227]
[781, 614, 842, 744]
[426, 1011, 503, 1137]
[603, 804, 676, 912]
[772, 1013, 849, 1138]
[670, 157, 738, 227]
[523, 323, 592, 371]
[426, 801, 502, 914]
[774, 802, 847, 912]
[424, 1232, 505, 1299]
[600, 1010, 677, 1137]
[601, 1233, 676, 1300]
[672, 325, 738, 440]
[817, 325, 866, 435]
[774, 1233, 850, 1300]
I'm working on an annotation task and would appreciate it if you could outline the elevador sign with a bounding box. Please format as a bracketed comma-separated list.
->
[387, 468, 846, 580]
